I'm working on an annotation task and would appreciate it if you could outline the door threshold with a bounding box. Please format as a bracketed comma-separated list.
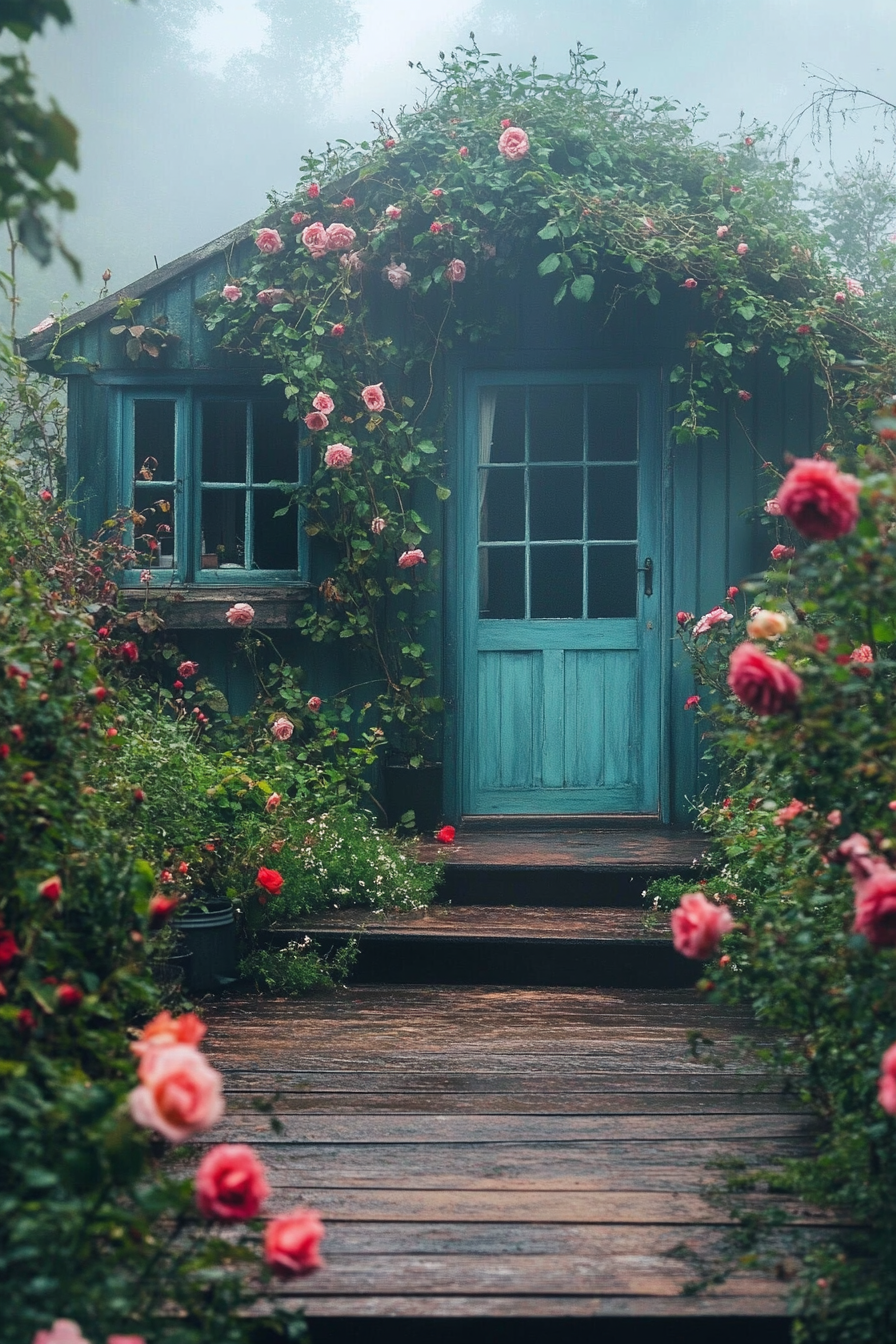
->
[460, 813, 666, 832]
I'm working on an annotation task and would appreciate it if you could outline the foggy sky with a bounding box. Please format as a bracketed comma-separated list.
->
[16, 0, 896, 329]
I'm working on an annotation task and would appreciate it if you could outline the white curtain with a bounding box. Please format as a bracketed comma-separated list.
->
[478, 389, 497, 615]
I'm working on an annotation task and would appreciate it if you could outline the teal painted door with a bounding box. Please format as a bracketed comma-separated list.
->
[460, 372, 663, 816]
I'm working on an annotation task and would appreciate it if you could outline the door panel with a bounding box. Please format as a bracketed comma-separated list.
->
[461, 373, 663, 816]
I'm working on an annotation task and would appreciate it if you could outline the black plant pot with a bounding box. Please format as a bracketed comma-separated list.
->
[384, 762, 444, 832]
[154, 949, 193, 992]
[176, 898, 238, 994]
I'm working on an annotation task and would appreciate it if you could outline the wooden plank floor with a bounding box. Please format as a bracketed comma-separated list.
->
[197, 987, 822, 1319]
[414, 827, 708, 870]
[272, 907, 667, 942]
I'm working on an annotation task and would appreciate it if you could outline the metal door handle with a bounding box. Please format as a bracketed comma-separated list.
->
[637, 557, 653, 597]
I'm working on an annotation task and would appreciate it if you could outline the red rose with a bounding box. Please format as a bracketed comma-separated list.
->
[37, 876, 63, 902]
[133, 787, 146, 803]
[676, 611, 693, 626]
[429, 221, 443, 234]
[257, 867, 284, 896]
[57, 983, 83, 1009]
[671, 892, 734, 959]
[431, 188, 444, 198]
[330, 323, 345, 337]
[173, 680, 184, 691]
[770, 544, 796, 561]
[117, 642, 139, 663]
[500, 118, 512, 129]
[0, 744, 9, 759]
[196, 1143, 271, 1220]
[341, 196, 355, 208]
[854, 863, 896, 947]
[0, 928, 20, 967]
[148, 894, 180, 928]
[775, 457, 861, 541]
[264, 1207, 325, 1276]
[727, 641, 803, 716]
[797, 324, 812, 335]
[97, 626, 110, 638]
[17, 1008, 36, 1034]
[682, 277, 697, 289]
[684, 695, 700, 710]
[436, 825, 456, 844]
[89, 686, 107, 701]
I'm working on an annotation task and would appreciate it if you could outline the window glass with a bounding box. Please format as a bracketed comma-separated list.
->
[587, 466, 638, 540]
[133, 486, 176, 568]
[480, 469, 525, 542]
[201, 490, 246, 568]
[202, 401, 246, 483]
[134, 400, 175, 481]
[530, 466, 583, 540]
[479, 547, 525, 619]
[253, 492, 298, 569]
[488, 388, 525, 463]
[529, 386, 584, 462]
[587, 385, 638, 461]
[588, 546, 637, 618]
[530, 545, 583, 618]
[254, 401, 298, 482]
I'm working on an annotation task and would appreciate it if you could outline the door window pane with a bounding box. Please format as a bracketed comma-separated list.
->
[530, 545, 583, 618]
[588, 546, 637, 617]
[588, 385, 638, 461]
[254, 401, 298, 482]
[202, 401, 246, 483]
[529, 386, 584, 461]
[530, 467, 583, 540]
[134, 400, 175, 481]
[202, 490, 246, 567]
[480, 469, 525, 541]
[480, 547, 524, 619]
[588, 466, 638, 540]
[253, 492, 298, 570]
[488, 388, 525, 463]
[133, 486, 175, 567]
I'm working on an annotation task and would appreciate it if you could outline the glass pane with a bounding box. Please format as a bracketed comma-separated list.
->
[253, 491, 298, 570]
[588, 385, 638, 461]
[134, 400, 175, 482]
[487, 387, 525, 463]
[530, 545, 583, 618]
[254, 401, 298, 482]
[202, 400, 246, 483]
[201, 490, 246, 568]
[529, 385, 584, 462]
[480, 469, 525, 542]
[133, 485, 175, 567]
[530, 467, 584, 541]
[588, 546, 637, 618]
[479, 547, 524, 619]
[588, 466, 638, 540]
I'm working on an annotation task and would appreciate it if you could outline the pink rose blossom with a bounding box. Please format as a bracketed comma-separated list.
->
[727, 586, 739, 600]
[727, 641, 803, 716]
[361, 384, 386, 413]
[108, 1336, 146, 1344]
[222, 284, 242, 302]
[764, 498, 782, 515]
[330, 323, 345, 337]
[382, 262, 412, 289]
[671, 892, 734, 959]
[850, 644, 874, 664]
[264, 1207, 325, 1277]
[770, 544, 795, 560]
[775, 458, 861, 541]
[131, 1010, 207, 1058]
[225, 603, 255, 627]
[385, 205, 402, 220]
[140, 569, 152, 584]
[854, 863, 896, 947]
[837, 833, 875, 880]
[500, 118, 512, 129]
[304, 411, 329, 432]
[265, 793, 282, 812]
[255, 228, 284, 255]
[736, 242, 749, 255]
[774, 798, 806, 826]
[256, 289, 288, 307]
[738, 390, 752, 401]
[716, 226, 729, 239]
[459, 146, 469, 157]
[398, 549, 426, 568]
[307, 696, 322, 712]
[326, 222, 357, 251]
[684, 695, 700, 710]
[879, 1042, 896, 1114]
[129, 1044, 224, 1142]
[692, 606, 734, 636]
[324, 444, 354, 469]
[33, 1322, 91, 1344]
[272, 717, 294, 741]
[291, 211, 309, 225]
[339, 251, 364, 272]
[301, 222, 329, 258]
[845, 278, 864, 297]
[370, 516, 387, 535]
[676, 611, 693, 626]
[307, 183, 320, 198]
[177, 660, 199, 678]
[445, 258, 467, 283]
[341, 197, 355, 209]
[312, 393, 335, 414]
[498, 126, 530, 161]
[429, 221, 444, 235]
[196, 1143, 271, 1220]
[834, 291, 847, 304]
[682, 277, 697, 289]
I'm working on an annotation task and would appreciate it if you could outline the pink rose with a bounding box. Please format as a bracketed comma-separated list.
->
[177, 660, 199, 678]
[131, 1010, 207, 1057]
[774, 798, 806, 826]
[737, 390, 752, 401]
[225, 603, 255, 626]
[129, 1044, 224, 1142]
[716, 225, 729, 238]
[291, 211, 309, 225]
[398, 549, 426, 568]
[324, 444, 354, 469]
[330, 323, 345, 337]
[445, 258, 466, 283]
[339, 251, 364, 273]
[382, 262, 412, 289]
[370, 516, 387, 535]
[140, 569, 152, 583]
[670, 892, 734, 959]
[265, 793, 282, 812]
[834, 291, 846, 304]
[304, 411, 329, 432]
[307, 696, 322, 712]
[684, 695, 700, 710]
[255, 228, 284, 255]
[764, 498, 782, 515]
[838, 832, 875, 881]
[313, 392, 335, 414]
[676, 611, 693, 626]
[727, 641, 803, 716]
[880, 1043, 896, 1114]
[307, 182, 320, 198]
[195, 1143, 271, 1220]
[850, 644, 874, 664]
[775, 458, 861, 540]
[301, 222, 329, 258]
[498, 126, 529, 161]
[429, 222, 444, 235]
[681, 277, 697, 290]
[736, 242, 749, 255]
[770, 544, 795, 560]
[33, 1322, 91, 1344]
[361, 384, 386, 412]
[854, 863, 896, 946]
[108, 1336, 146, 1344]
[264, 1207, 326, 1277]
[385, 204, 402, 219]
[272, 717, 294, 741]
[257, 289, 288, 307]
[845, 278, 864, 297]
[326, 222, 357, 251]
[222, 284, 242, 302]
[692, 606, 734, 636]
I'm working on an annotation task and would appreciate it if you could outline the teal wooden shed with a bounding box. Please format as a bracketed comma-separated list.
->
[22, 217, 821, 827]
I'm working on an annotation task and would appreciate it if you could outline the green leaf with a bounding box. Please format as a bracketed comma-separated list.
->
[435, 485, 451, 500]
[713, 341, 733, 358]
[737, 303, 756, 321]
[776, 354, 791, 369]
[537, 223, 560, 240]
[570, 274, 595, 303]
[537, 252, 561, 276]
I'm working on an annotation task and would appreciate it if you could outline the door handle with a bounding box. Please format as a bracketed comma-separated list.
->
[637, 557, 653, 598]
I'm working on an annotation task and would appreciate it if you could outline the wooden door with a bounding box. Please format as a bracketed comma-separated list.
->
[460, 372, 663, 816]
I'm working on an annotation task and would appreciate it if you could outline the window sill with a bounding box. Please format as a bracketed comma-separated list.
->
[120, 583, 313, 629]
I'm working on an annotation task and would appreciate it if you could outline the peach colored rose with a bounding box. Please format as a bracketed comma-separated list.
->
[775, 458, 861, 541]
[264, 1207, 326, 1277]
[361, 384, 386, 412]
[445, 258, 466, 282]
[222, 284, 242, 302]
[196, 1143, 271, 1220]
[382, 262, 411, 289]
[312, 392, 335, 414]
[746, 609, 789, 640]
[226, 603, 255, 626]
[727, 641, 803, 716]
[398, 549, 426, 568]
[304, 411, 329, 432]
[301, 222, 329, 258]
[129, 1044, 224, 1142]
[324, 444, 354, 469]
[265, 793, 282, 812]
[272, 717, 294, 741]
[326, 222, 357, 251]
[878, 1042, 896, 1114]
[498, 126, 529, 161]
[255, 228, 283, 254]
[774, 798, 806, 826]
[131, 1010, 207, 1057]
[670, 892, 734, 959]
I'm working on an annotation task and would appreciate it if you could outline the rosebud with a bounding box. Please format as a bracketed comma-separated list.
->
[57, 983, 84, 1009]
[102, 268, 112, 282]
[38, 876, 63, 902]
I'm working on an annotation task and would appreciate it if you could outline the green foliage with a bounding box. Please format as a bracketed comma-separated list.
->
[240, 937, 359, 994]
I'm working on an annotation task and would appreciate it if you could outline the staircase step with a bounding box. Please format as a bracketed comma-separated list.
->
[264, 906, 695, 988]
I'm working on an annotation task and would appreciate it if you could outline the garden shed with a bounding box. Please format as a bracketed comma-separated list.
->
[21, 62, 826, 830]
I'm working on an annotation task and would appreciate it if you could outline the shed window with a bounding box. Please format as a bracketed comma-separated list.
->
[121, 390, 303, 585]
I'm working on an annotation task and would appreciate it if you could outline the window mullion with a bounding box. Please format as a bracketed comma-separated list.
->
[244, 400, 254, 570]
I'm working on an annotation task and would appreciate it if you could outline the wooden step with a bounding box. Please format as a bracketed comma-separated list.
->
[416, 826, 707, 871]
[264, 906, 695, 988]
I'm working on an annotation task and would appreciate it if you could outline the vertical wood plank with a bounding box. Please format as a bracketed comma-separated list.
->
[603, 652, 636, 788]
[542, 649, 565, 788]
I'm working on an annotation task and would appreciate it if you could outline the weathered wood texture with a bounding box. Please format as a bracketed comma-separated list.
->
[414, 828, 707, 870]
[197, 987, 820, 1318]
[274, 906, 668, 941]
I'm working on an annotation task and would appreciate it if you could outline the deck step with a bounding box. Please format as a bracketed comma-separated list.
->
[264, 906, 696, 988]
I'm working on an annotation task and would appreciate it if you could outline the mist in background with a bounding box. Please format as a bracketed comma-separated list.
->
[15, 0, 896, 328]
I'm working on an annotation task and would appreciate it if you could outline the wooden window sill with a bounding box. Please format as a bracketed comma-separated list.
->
[120, 584, 313, 628]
